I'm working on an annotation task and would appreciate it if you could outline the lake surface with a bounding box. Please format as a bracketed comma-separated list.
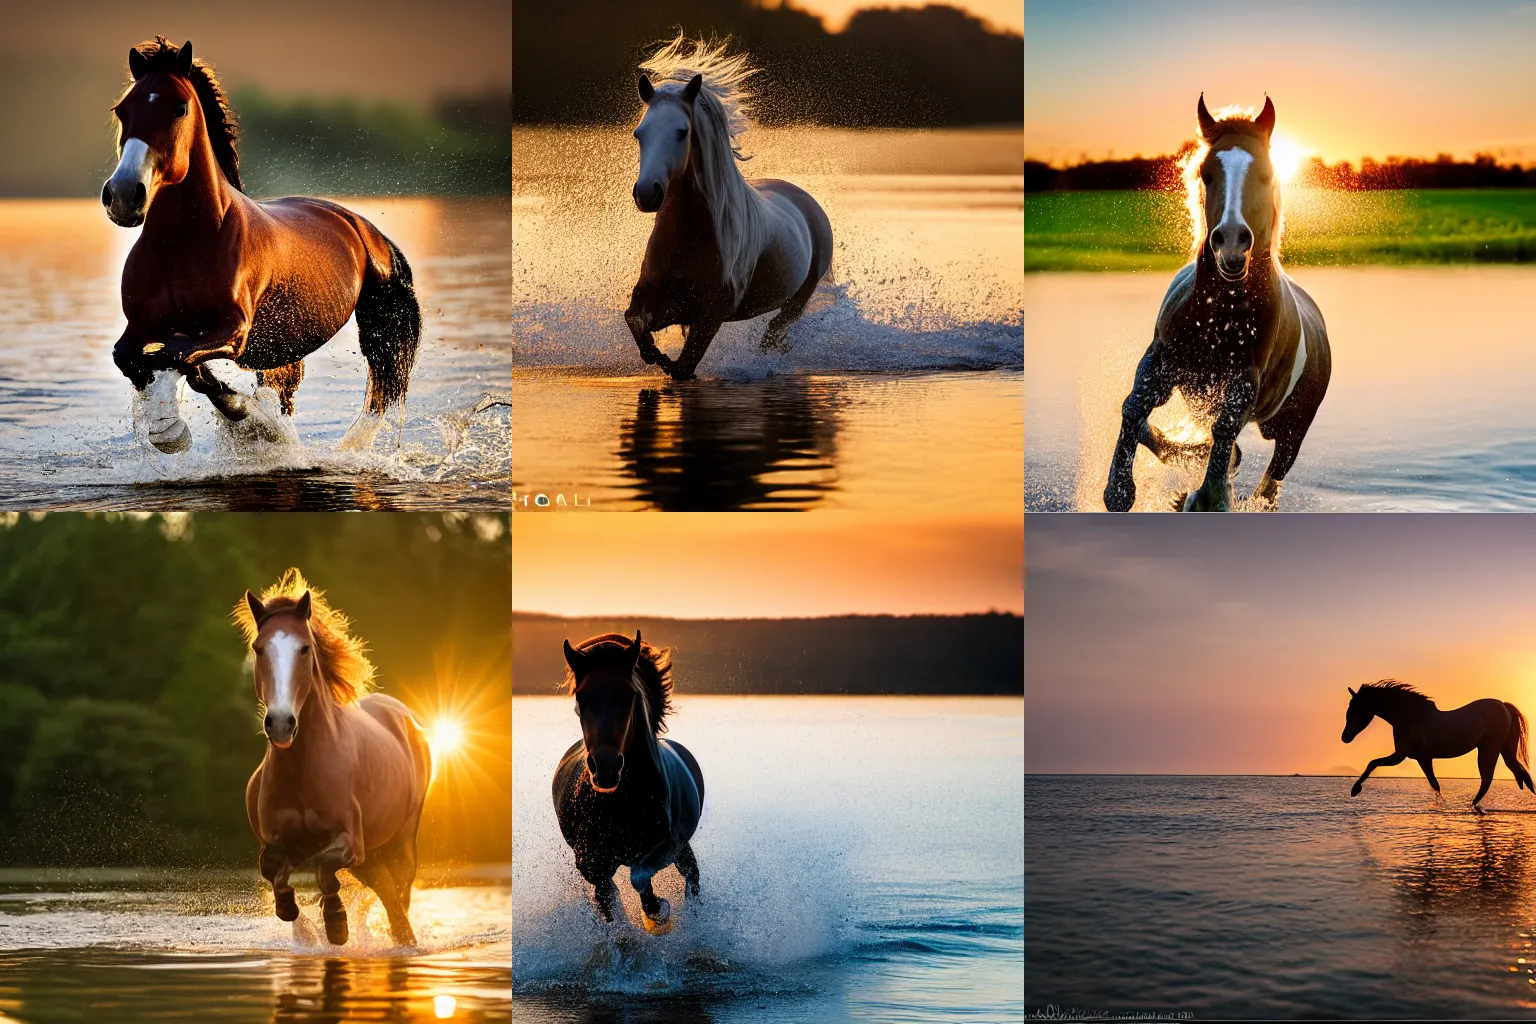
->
[0, 198, 510, 510]
[1027, 266, 1536, 511]
[0, 866, 510, 1022]
[513, 696, 1023, 1022]
[1029, 775, 1536, 1018]
[513, 128, 1023, 512]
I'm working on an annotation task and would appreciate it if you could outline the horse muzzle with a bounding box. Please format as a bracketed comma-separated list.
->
[1209, 226, 1253, 281]
[586, 750, 624, 793]
[633, 180, 665, 213]
[103, 139, 154, 227]
[265, 710, 298, 749]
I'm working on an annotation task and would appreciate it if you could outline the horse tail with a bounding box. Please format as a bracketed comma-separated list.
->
[1504, 701, 1534, 792]
[355, 234, 423, 414]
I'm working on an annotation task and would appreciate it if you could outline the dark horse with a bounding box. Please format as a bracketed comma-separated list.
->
[103, 38, 421, 453]
[624, 35, 833, 381]
[1343, 680, 1535, 810]
[552, 632, 704, 934]
[1104, 95, 1331, 511]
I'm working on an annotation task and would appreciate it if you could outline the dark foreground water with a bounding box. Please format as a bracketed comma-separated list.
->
[1029, 775, 1536, 1018]
[514, 697, 1024, 1022]
[0, 866, 510, 1022]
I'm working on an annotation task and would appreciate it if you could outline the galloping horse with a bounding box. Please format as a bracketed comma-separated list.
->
[625, 35, 834, 380]
[240, 570, 432, 946]
[1343, 680, 1534, 810]
[552, 632, 705, 934]
[104, 38, 421, 454]
[1104, 96, 1331, 511]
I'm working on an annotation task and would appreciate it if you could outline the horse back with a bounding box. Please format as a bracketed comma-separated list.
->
[357, 693, 431, 817]
[658, 738, 704, 840]
[753, 178, 833, 285]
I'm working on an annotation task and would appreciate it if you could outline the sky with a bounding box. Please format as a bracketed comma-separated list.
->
[1028, 516, 1536, 779]
[512, 514, 1023, 619]
[799, 0, 1024, 34]
[1026, 0, 1536, 165]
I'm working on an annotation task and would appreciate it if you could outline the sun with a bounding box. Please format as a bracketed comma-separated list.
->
[1268, 133, 1311, 184]
[428, 718, 467, 761]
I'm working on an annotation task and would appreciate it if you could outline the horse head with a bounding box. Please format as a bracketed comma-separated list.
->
[104, 39, 200, 227]
[632, 74, 703, 213]
[565, 631, 646, 792]
[1195, 94, 1279, 282]
[246, 589, 319, 749]
[1342, 685, 1374, 743]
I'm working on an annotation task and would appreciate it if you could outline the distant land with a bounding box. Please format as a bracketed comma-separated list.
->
[513, 613, 1023, 695]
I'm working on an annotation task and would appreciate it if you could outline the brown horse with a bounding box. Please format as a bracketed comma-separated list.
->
[239, 569, 431, 947]
[104, 38, 421, 454]
[1344, 680, 1535, 810]
[625, 35, 834, 381]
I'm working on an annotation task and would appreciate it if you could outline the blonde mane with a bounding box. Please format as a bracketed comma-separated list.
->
[640, 34, 771, 304]
[1178, 104, 1285, 261]
[231, 567, 375, 704]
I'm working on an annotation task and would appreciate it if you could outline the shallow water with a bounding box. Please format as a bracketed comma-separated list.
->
[1026, 266, 1536, 511]
[0, 198, 510, 510]
[0, 866, 510, 1021]
[512, 128, 1023, 512]
[1028, 775, 1536, 1018]
[512, 696, 1023, 1022]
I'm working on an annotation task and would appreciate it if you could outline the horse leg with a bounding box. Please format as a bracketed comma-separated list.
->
[1104, 343, 1174, 511]
[346, 237, 423, 451]
[1417, 759, 1444, 805]
[666, 320, 724, 382]
[182, 357, 288, 443]
[1186, 371, 1257, 512]
[1352, 752, 1405, 796]
[629, 864, 672, 934]
[1254, 393, 1326, 511]
[257, 361, 305, 417]
[675, 840, 701, 899]
[1501, 729, 1535, 793]
[115, 330, 193, 454]
[315, 834, 359, 945]
[576, 858, 620, 923]
[259, 842, 300, 922]
[350, 851, 416, 947]
[760, 290, 811, 354]
[1473, 744, 1500, 810]
[625, 292, 668, 367]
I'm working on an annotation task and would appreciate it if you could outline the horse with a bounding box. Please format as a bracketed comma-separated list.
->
[552, 631, 705, 934]
[1104, 95, 1331, 512]
[1343, 680, 1535, 810]
[103, 37, 422, 455]
[624, 35, 834, 381]
[239, 569, 432, 947]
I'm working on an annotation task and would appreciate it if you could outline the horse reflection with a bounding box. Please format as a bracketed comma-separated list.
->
[1390, 819, 1533, 926]
[269, 957, 410, 1023]
[618, 377, 838, 510]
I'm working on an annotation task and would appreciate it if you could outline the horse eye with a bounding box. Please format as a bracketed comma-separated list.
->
[253, 645, 264, 656]
[677, 128, 688, 139]
[300, 645, 311, 655]
[175, 103, 188, 119]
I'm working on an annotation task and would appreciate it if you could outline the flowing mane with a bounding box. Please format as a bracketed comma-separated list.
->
[1178, 104, 1281, 259]
[565, 632, 675, 734]
[232, 568, 375, 704]
[640, 34, 770, 304]
[1357, 679, 1437, 713]
[119, 36, 243, 191]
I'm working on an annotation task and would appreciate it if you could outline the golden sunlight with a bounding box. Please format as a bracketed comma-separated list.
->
[429, 718, 468, 763]
[1269, 134, 1311, 184]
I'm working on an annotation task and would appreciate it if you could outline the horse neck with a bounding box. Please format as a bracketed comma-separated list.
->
[1370, 694, 1432, 728]
[143, 125, 233, 240]
[269, 687, 344, 773]
[657, 152, 715, 245]
[621, 703, 664, 779]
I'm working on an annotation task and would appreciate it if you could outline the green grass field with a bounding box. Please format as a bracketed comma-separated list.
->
[1026, 189, 1536, 271]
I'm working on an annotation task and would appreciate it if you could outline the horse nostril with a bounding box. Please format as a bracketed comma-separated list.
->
[586, 753, 597, 774]
[1237, 227, 1253, 249]
[1211, 229, 1225, 247]
[651, 183, 663, 205]
[264, 713, 274, 730]
[133, 183, 146, 207]
[101, 183, 112, 208]
[614, 753, 625, 774]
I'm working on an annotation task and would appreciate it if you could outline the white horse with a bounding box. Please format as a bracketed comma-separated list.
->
[624, 35, 834, 380]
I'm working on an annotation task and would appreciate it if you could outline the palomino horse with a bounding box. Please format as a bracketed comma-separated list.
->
[240, 570, 431, 946]
[104, 38, 421, 454]
[552, 632, 704, 934]
[625, 36, 834, 381]
[1343, 680, 1535, 810]
[1104, 95, 1331, 511]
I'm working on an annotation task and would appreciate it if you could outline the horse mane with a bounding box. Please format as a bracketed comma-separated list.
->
[121, 36, 243, 192]
[1178, 103, 1281, 260]
[1357, 678, 1437, 712]
[640, 33, 770, 304]
[231, 568, 375, 705]
[565, 632, 675, 734]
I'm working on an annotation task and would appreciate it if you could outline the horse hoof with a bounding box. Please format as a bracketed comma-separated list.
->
[274, 890, 300, 922]
[323, 907, 349, 945]
[148, 419, 192, 454]
[642, 898, 673, 935]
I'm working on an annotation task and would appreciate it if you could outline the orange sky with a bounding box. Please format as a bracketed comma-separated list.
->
[1026, 1, 1536, 165]
[512, 514, 1022, 618]
[798, 0, 1023, 34]
[1028, 517, 1536, 780]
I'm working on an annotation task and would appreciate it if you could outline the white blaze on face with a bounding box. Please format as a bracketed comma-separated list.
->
[265, 628, 306, 714]
[113, 138, 154, 188]
[1215, 148, 1254, 235]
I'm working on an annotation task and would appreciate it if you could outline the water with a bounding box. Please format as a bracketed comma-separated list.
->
[513, 127, 1023, 512]
[0, 198, 510, 510]
[1027, 775, 1536, 1018]
[0, 866, 511, 1022]
[1026, 266, 1536, 511]
[513, 696, 1023, 1022]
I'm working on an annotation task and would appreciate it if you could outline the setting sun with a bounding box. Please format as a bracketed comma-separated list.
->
[1269, 134, 1311, 184]
[429, 718, 467, 761]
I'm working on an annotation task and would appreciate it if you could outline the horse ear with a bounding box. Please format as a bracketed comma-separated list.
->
[1256, 95, 1276, 138]
[563, 639, 584, 676]
[129, 47, 148, 80]
[1197, 93, 1219, 142]
[627, 630, 644, 668]
[682, 74, 703, 104]
[177, 41, 194, 77]
[245, 590, 265, 624]
[639, 75, 655, 104]
[294, 590, 312, 620]
[1348, 686, 1357, 696]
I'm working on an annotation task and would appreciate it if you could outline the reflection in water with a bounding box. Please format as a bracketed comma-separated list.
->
[510, 993, 717, 1024]
[271, 955, 507, 1023]
[618, 378, 839, 510]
